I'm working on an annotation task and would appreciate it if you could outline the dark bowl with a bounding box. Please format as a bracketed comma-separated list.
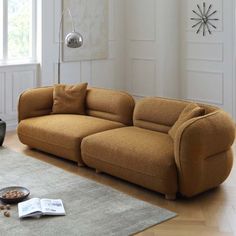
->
[0, 186, 30, 204]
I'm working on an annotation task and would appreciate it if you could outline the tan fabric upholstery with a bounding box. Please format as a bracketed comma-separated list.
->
[86, 87, 135, 126]
[18, 88, 235, 198]
[168, 103, 205, 139]
[17, 115, 124, 164]
[133, 97, 218, 134]
[18, 87, 53, 122]
[18, 86, 135, 126]
[52, 83, 87, 115]
[133, 97, 190, 133]
[174, 110, 235, 197]
[81, 127, 178, 194]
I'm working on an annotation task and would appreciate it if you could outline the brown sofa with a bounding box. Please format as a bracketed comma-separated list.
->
[17, 87, 235, 199]
[17, 87, 135, 165]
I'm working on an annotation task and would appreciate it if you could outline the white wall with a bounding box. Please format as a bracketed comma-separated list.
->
[40, 0, 126, 90]
[180, 0, 235, 117]
[0, 64, 38, 130]
[124, 0, 180, 99]
[40, 0, 236, 116]
[124, 0, 236, 119]
[40, 0, 181, 99]
[1, 0, 235, 131]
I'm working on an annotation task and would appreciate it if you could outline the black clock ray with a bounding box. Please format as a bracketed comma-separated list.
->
[191, 2, 219, 36]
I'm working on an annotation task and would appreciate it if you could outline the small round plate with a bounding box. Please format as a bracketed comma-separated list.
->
[0, 186, 30, 204]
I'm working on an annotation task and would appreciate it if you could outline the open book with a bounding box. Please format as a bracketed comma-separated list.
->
[18, 198, 66, 218]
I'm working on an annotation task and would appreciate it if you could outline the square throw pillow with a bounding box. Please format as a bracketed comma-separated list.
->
[168, 103, 205, 139]
[52, 83, 88, 115]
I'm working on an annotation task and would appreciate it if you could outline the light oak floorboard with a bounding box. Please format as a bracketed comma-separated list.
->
[4, 131, 236, 236]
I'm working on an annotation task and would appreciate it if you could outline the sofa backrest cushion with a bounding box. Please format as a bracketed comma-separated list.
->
[133, 97, 218, 133]
[86, 88, 135, 126]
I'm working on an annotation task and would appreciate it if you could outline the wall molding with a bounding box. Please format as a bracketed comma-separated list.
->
[186, 69, 224, 75]
[0, 73, 5, 114]
[186, 69, 224, 105]
[130, 58, 156, 97]
[127, 0, 156, 41]
[130, 57, 156, 61]
[185, 41, 224, 62]
[0, 64, 38, 131]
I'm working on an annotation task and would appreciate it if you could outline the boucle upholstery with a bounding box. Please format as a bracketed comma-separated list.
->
[18, 86, 135, 125]
[18, 87, 53, 122]
[133, 97, 189, 133]
[18, 87, 134, 165]
[168, 103, 205, 139]
[82, 97, 235, 198]
[82, 127, 178, 195]
[174, 110, 235, 197]
[86, 87, 135, 126]
[18, 87, 235, 198]
[52, 83, 88, 115]
[18, 115, 124, 164]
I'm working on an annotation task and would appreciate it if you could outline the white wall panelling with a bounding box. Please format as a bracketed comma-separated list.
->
[180, 0, 234, 117]
[127, 0, 156, 41]
[39, 0, 236, 119]
[0, 64, 38, 130]
[2, 0, 234, 132]
[0, 73, 5, 115]
[12, 71, 36, 111]
[186, 70, 223, 105]
[131, 59, 156, 97]
[125, 0, 180, 98]
[186, 42, 224, 62]
[41, 0, 125, 90]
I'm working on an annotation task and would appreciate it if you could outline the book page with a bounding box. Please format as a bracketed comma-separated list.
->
[18, 198, 42, 218]
[40, 199, 65, 216]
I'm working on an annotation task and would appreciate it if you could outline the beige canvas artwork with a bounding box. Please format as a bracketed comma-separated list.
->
[62, 0, 108, 61]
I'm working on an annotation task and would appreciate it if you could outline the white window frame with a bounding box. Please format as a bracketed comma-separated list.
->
[0, 0, 37, 64]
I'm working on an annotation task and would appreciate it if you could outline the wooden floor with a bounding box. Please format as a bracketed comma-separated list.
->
[4, 131, 236, 236]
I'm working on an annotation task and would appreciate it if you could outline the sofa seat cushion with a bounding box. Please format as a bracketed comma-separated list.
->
[81, 127, 178, 194]
[17, 114, 124, 164]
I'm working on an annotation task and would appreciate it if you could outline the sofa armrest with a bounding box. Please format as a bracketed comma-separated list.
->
[18, 87, 54, 122]
[174, 110, 235, 197]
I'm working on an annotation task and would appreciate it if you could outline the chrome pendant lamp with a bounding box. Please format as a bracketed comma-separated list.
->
[58, 8, 83, 84]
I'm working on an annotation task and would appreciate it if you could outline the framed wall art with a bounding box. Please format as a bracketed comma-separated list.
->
[62, 0, 109, 61]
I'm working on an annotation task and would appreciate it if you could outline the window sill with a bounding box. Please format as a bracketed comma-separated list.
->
[0, 61, 39, 68]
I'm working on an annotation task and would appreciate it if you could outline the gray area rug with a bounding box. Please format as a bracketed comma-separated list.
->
[0, 147, 176, 236]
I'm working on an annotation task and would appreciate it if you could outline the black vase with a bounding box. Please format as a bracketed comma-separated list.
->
[0, 119, 6, 146]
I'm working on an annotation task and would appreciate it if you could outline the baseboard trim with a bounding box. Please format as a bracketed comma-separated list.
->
[6, 119, 17, 131]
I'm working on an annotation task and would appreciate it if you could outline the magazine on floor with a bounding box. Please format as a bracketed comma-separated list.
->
[18, 198, 66, 218]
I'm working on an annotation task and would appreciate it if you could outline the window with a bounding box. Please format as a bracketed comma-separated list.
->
[0, 0, 36, 63]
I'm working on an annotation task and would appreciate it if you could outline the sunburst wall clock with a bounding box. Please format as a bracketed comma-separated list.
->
[191, 2, 219, 36]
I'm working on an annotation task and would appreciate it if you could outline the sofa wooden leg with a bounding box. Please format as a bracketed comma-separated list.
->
[96, 169, 102, 174]
[165, 194, 176, 200]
